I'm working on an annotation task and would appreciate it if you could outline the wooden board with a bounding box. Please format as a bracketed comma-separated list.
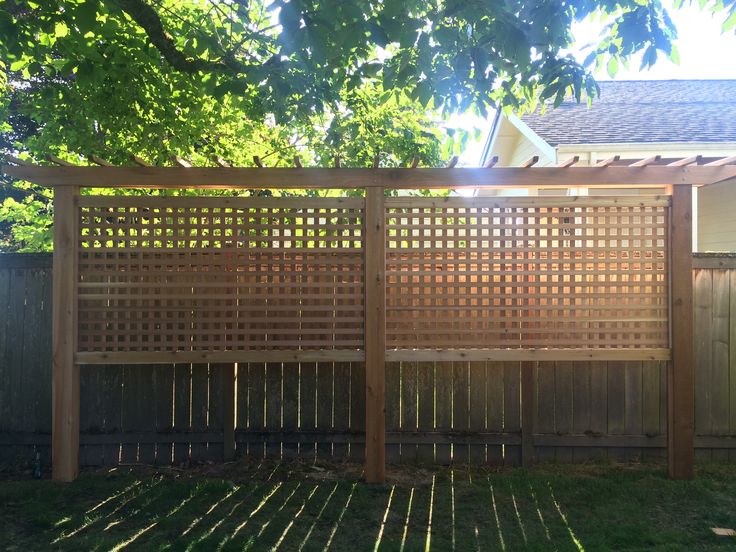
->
[5, 165, 736, 188]
[364, 187, 385, 482]
[52, 185, 80, 481]
[668, 185, 695, 479]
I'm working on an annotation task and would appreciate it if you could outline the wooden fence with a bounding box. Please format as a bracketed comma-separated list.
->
[1, 252, 734, 468]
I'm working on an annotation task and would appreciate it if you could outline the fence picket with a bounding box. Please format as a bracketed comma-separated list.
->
[572, 361, 592, 463]
[398, 361, 418, 463]
[503, 362, 521, 466]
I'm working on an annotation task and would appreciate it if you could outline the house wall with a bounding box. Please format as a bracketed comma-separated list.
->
[491, 118, 554, 168]
[698, 178, 736, 252]
[508, 136, 553, 167]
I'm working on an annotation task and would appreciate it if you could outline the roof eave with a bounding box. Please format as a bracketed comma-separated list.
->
[506, 115, 557, 161]
[556, 141, 736, 152]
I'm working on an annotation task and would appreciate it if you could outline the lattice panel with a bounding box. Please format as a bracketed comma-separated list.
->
[77, 196, 364, 352]
[385, 196, 669, 350]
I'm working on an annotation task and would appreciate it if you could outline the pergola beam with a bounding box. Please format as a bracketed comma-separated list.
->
[130, 155, 152, 167]
[2, 154, 34, 166]
[629, 155, 662, 167]
[594, 155, 621, 167]
[172, 156, 192, 168]
[521, 155, 540, 168]
[704, 155, 736, 166]
[4, 165, 736, 189]
[668, 155, 702, 167]
[483, 155, 499, 168]
[557, 156, 580, 168]
[47, 155, 76, 166]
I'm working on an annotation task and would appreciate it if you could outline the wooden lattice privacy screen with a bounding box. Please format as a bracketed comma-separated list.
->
[384, 196, 669, 352]
[7, 162, 730, 484]
[75, 195, 669, 360]
[76, 196, 365, 355]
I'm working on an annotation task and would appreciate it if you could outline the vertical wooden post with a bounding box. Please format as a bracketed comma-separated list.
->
[364, 186, 386, 483]
[521, 361, 536, 467]
[520, 248, 535, 467]
[222, 363, 236, 462]
[668, 184, 695, 480]
[52, 185, 80, 482]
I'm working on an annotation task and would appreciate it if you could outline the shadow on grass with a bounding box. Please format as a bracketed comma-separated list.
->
[2, 462, 736, 551]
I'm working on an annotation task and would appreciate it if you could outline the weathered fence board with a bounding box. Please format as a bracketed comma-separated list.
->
[1, 253, 736, 468]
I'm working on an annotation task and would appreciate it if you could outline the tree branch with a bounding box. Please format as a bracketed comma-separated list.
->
[115, 0, 232, 73]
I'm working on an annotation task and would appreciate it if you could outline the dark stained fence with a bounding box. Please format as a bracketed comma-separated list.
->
[1, 253, 734, 467]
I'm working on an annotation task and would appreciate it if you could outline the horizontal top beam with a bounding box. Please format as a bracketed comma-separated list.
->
[3, 165, 736, 189]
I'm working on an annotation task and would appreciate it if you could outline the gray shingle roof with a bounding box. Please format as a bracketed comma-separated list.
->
[520, 80, 736, 146]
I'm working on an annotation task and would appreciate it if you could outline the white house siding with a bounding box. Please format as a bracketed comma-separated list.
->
[509, 140, 553, 167]
[698, 178, 736, 252]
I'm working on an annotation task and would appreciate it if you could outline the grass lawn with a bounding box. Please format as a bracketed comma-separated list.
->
[1, 460, 736, 551]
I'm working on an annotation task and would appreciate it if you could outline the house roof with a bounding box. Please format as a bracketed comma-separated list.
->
[520, 80, 736, 147]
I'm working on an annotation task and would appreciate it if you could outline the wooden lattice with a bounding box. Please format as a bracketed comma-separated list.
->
[76, 193, 670, 355]
[385, 196, 670, 350]
[77, 196, 364, 352]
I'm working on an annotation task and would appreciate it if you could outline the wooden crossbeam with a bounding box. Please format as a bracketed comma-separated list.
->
[88, 154, 114, 167]
[47, 155, 76, 166]
[704, 155, 736, 166]
[2, 154, 35, 166]
[521, 155, 539, 168]
[557, 156, 580, 168]
[5, 166, 736, 188]
[446, 155, 459, 168]
[334, 155, 342, 168]
[629, 155, 662, 167]
[410, 156, 420, 168]
[172, 156, 192, 168]
[372, 154, 380, 168]
[213, 156, 231, 168]
[594, 155, 621, 167]
[130, 155, 152, 167]
[483, 155, 499, 168]
[293, 156, 302, 168]
[668, 155, 702, 167]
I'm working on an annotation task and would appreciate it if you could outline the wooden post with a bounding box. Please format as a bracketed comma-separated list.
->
[668, 185, 695, 480]
[364, 187, 386, 483]
[520, 249, 535, 467]
[52, 185, 80, 482]
[222, 363, 236, 462]
[521, 361, 536, 467]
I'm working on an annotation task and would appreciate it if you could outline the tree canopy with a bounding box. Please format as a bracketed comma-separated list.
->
[1, 0, 735, 250]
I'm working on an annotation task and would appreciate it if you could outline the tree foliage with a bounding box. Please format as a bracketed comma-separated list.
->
[0, 0, 703, 120]
[1, 0, 734, 250]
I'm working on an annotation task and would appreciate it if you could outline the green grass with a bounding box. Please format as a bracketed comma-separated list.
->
[2, 461, 736, 551]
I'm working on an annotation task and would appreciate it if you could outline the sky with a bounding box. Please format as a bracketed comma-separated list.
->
[458, 1, 736, 166]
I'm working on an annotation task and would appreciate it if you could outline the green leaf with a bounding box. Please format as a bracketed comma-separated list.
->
[367, 21, 389, 48]
[723, 8, 736, 32]
[669, 44, 680, 65]
[74, 0, 98, 34]
[606, 57, 618, 78]
[415, 80, 432, 107]
[639, 45, 658, 70]
[54, 21, 69, 38]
